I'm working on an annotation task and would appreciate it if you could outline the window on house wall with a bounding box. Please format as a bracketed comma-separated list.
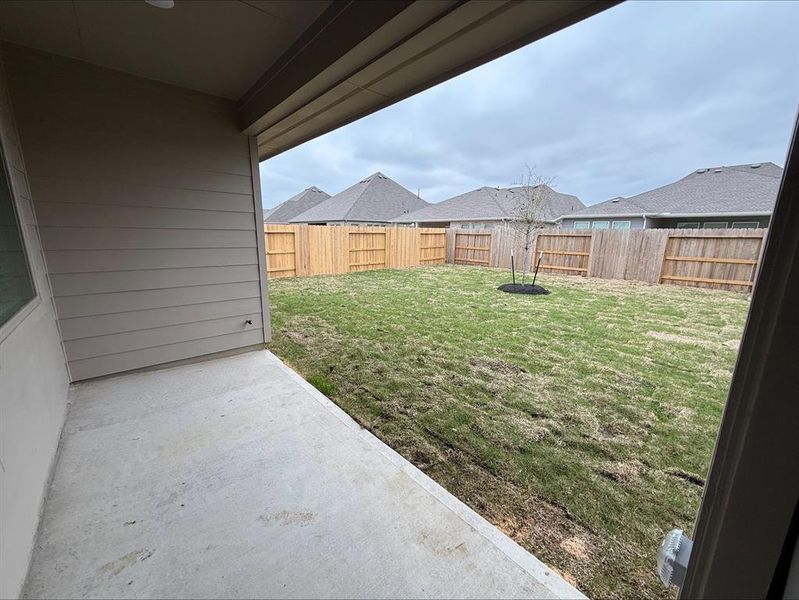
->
[731, 221, 760, 229]
[677, 222, 700, 229]
[591, 220, 610, 229]
[0, 144, 36, 329]
[611, 221, 631, 230]
[703, 221, 729, 229]
[573, 221, 590, 230]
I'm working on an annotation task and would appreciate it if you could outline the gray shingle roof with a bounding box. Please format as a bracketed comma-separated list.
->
[265, 187, 330, 223]
[392, 185, 584, 224]
[565, 162, 783, 219]
[290, 172, 429, 223]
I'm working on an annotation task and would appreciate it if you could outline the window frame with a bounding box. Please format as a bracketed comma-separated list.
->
[0, 138, 40, 343]
[731, 221, 760, 229]
[573, 221, 590, 230]
[611, 220, 631, 230]
[591, 220, 610, 230]
[677, 222, 700, 229]
[702, 221, 729, 229]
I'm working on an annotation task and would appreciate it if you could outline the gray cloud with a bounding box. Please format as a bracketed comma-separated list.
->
[260, 1, 799, 207]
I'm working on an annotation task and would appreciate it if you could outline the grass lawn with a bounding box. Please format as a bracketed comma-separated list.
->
[267, 266, 749, 599]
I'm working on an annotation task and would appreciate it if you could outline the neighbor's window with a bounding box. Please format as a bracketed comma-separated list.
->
[573, 221, 590, 230]
[611, 221, 631, 230]
[0, 144, 36, 328]
[591, 220, 610, 229]
[677, 222, 700, 229]
[702, 221, 729, 229]
[731, 221, 760, 229]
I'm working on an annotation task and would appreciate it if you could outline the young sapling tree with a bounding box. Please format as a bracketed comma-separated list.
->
[510, 166, 553, 285]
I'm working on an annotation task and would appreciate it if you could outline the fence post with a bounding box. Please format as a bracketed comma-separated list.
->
[586, 230, 597, 278]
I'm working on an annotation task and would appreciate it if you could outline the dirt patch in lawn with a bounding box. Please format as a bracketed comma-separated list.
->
[281, 316, 341, 347]
[464, 459, 597, 588]
[596, 460, 645, 486]
[665, 468, 705, 487]
[647, 330, 720, 350]
[561, 535, 591, 560]
[469, 356, 526, 375]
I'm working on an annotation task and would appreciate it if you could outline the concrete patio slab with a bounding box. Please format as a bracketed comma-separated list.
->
[23, 350, 584, 599]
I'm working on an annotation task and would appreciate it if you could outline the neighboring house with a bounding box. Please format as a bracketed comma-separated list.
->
[559, 162, 782, 230]
[392, 185, 584, 228]
[264, 186, 330, 223]
[289, 172, 428, 225]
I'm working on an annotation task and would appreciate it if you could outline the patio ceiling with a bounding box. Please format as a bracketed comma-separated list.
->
[0, 0, 332, 99]
[0, 0, 616, 160]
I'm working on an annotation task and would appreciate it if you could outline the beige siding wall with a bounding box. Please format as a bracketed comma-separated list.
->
[0, 46, 70, 599]
[4, 45, 268, 381]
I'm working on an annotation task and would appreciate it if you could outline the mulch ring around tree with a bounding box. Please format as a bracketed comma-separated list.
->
[497, 283, 550, 295]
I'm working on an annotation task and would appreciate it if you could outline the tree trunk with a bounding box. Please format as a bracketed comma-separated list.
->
[522, 229, 533, 285]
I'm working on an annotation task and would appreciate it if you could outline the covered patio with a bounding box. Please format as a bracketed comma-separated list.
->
[0, 3, 615, 595]
[23, 350, 580, 599]
[7, 2, 798, 598]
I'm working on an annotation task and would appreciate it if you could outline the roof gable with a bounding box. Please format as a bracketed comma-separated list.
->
[290, 172, 428, 222]
[567, 162, 783, 218]
[265, 186, 331, 223]
[393, 185, 584, 223]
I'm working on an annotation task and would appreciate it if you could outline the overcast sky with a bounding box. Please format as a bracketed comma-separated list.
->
[259, 1, 799, 209]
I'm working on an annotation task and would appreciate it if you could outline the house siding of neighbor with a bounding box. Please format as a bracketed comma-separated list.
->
[264, 186, 330, 223]
[559, 163, 782, 230]
[289, 172, 428, 225]
[392, 185, 584, 228]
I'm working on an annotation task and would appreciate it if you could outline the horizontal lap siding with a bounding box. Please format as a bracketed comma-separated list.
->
[54, 282, 262, 318]
[49, 265, 260, 296]
[6, 46, 265, 380]
[58, 298, 263, 340]
[67, 330, 265, 382]
[40, 227, 256, 250]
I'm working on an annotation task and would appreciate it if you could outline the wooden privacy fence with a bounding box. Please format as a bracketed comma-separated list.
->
[445, 227, 767, 292]
[420, 230, 447, 264]
[453, 232, 492, 266]
[264, 224, 446, 279]
[534, 233, 592, 276]
[658, 233, 763, 292]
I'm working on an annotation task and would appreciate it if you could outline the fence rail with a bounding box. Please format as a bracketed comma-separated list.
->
[264, 224, 445, 279]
